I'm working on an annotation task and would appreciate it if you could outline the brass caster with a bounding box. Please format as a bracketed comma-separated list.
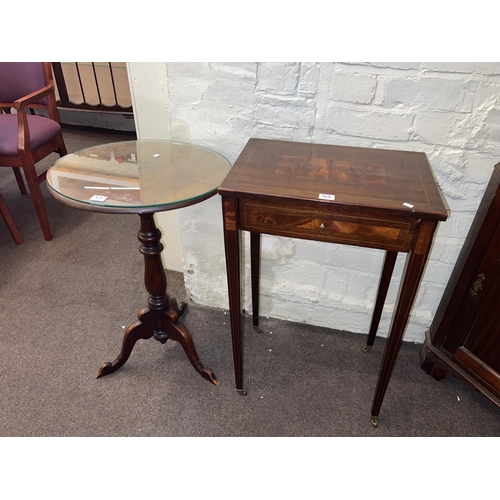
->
[362, 345, 372, 353]
[370, 416, 378, 428]
[253, 326, 262, 333]
[237, 389, 248, 396]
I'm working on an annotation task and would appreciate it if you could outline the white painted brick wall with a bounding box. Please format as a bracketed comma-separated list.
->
[330, 72, 377, 104]
[166, 62, 500, 343]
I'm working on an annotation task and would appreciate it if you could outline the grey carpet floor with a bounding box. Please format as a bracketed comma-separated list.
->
[1, 126, 499, 437]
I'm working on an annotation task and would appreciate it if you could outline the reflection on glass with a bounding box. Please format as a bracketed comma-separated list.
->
[47, 141, 231, 210]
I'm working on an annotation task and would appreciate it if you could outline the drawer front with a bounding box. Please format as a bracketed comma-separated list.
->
[240, 199, 416, 251]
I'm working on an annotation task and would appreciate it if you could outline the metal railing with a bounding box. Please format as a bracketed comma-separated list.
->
[52, 62, 133, 114]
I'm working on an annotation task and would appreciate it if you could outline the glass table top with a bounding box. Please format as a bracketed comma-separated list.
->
[47, 140, 232, 213]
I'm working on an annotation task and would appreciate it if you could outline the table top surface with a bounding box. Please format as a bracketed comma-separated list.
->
[47, 140, 232, 213]
[218, 138, 450, 221]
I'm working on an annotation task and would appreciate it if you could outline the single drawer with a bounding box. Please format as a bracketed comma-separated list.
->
[240, 199, 417, 252]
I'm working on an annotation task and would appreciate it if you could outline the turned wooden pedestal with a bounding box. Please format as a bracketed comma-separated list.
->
[96, 213, 219, 385]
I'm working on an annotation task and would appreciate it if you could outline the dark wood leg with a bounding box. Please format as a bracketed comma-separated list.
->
[96, 213, 219, 386]
[222, 196, 246, 395]
[12, 168, 27, 195]
[57, 141, 68, 157]
[419, 333, 448, 381]
[166, 315, 218, 385]
[363, 251, 398, 351]
[96, 308, 153, 377]
[250, 231, 261, 332]
[0, 193, 23, 244]
[22, 161, 52, 241]
[369, 220, 438, 427]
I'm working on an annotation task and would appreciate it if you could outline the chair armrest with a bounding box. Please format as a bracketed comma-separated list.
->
[13, 83, 54, 109]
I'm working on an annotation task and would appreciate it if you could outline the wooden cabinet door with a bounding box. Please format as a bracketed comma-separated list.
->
[444, 220, 500, 354]
[460, 264, 500, 373]
[448, 221, 500, 391]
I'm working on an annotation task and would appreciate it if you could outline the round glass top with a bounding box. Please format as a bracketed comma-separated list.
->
[46, 140, 232, 213]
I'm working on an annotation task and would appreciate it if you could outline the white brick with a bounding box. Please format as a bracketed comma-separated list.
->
[476, 81, 500, 109]
[323, 267, 350, 295]
[483, 109, 500, 143]
[323, 246, 384, 274]
[418, 283, 447, 311]
[293, 239, 334, 263]
[462, 153, 498, 184]
[368, 62, 420, 70]
[424, 62, 500, 75]
[404, 320, 430, 343]
[330, 72, 377, 104]
[312, 127, 375, 148]
[259, 293, 312, 320]
[422, 260, 456, 285]
[430, 238, 463, 266]
[347, 272, 379, 301]
[206, 62, 257, 77]
[437, 214, 475, 240]
[255, 95, 316, 129]
[252, 123, 311, 143]
[298, 62, 321, 96]
[413, 113, 463, 146]
[260, 234, 295, 262]
[419, 77, 479, 113]
[438, 180, 486, 212]
[307, 301, 372, 334]
[280, 260, 325, 286]
[260, 280, 330, 307]
[327, 106, 412, 141]
[377, 77, 420, 108]
[257, 62, 300, 94]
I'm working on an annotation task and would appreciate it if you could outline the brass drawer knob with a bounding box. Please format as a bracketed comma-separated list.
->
[319, 223, 326, 231]
[470, 273, 485, 299]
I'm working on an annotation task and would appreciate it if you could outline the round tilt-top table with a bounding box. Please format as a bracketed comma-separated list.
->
[47, 140, 231, 385]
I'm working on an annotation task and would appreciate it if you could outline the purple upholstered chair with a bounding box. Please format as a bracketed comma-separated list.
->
[0, 62, 67, 241]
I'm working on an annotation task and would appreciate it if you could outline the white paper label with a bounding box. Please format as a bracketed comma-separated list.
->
[319, 193, 335, 200]
[89, 195, 108, 202]
[402, 202, 414, 208]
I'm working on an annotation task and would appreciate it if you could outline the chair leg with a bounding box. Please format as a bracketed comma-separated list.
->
[0, 193, 23, 244]
[12, 168, 27, 195]
[22, 162, 52, 241]
[57, 141, 68, 157]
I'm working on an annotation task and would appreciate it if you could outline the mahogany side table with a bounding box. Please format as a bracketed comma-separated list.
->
[47, 140, 231, 386]
[218, 138, 449, 426]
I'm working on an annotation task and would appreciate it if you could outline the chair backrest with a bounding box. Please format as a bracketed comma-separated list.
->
[0, 62, 48, 104]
